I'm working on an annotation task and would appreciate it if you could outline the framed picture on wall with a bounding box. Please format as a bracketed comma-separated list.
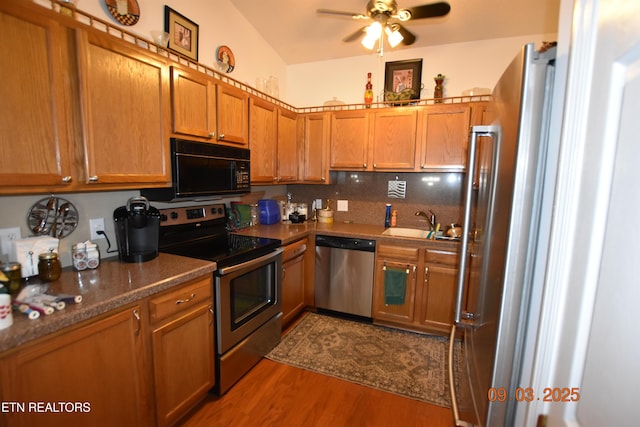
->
[384, 59, 423, 102]
[164, 6, 199, 61]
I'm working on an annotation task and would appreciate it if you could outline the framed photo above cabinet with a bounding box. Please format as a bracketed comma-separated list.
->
[164, 6, 199, 61]
[384, 59, 423, 102]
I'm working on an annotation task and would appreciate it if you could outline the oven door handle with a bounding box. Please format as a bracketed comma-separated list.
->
[217, 248, 284, 276]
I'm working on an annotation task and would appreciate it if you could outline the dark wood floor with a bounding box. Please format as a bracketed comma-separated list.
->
[179, 358, 453, 427]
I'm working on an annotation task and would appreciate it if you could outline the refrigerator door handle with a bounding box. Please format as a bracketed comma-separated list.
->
[453, 125, 498, 324]
[449, 324, 476, 427]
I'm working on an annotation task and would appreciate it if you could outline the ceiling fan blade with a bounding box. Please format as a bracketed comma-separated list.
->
[402, 2, 451, 20]
[395, 23, 416, 45]
[317, 9, 369, 20]
[342, 26, 368, 43]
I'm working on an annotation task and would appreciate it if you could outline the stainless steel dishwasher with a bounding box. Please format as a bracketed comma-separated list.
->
[314, 235, 376, 317]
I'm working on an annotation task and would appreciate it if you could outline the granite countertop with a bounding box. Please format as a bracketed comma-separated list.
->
[0, 253, 216, 354]
[233, 221, 461, 250]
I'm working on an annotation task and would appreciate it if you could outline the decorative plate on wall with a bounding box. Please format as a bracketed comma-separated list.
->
[104, 0, 140, 26]
[216, 45, 235, 73]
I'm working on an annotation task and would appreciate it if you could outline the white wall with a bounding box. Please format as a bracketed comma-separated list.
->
[287, 34, 558, 107]
[71, 0, 288, 98]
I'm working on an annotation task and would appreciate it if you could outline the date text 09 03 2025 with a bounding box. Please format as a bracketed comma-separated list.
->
[487, 387, 581, 403]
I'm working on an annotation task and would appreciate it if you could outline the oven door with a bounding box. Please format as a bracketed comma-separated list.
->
[215, 248, 283, 355]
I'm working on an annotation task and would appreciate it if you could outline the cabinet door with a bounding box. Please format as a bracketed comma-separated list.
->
[418, 249, 460, 333]
[277, 109, 299, 182]
[76, 29, 171, 186]
[152, 304, 214, 427]
[371, 109, 418, 170]
[170, 66, 217, 139]
[249, 97, 277, 183]
[282, 239, 307, 326]
[372, 245, 419, 325]
[0, 2, 73, 190]
[330, 110, 370, 169]
[302, 112, 330, 183]
[420, 103, 471, 171]
[0, 306, 151, 427]
[216, 83, 249, 147]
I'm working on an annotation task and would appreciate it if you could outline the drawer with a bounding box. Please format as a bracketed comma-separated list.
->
[425, 249, 459, 266]
[282, 238, 307, 262]
[377, 244, 420, 261]
[150, 275, 213, 324]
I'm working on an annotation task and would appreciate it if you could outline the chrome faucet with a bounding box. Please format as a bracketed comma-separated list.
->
[415, 210, 437, 230]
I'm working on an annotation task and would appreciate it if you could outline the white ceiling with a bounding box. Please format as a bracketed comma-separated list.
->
[228, 0, 561, 65]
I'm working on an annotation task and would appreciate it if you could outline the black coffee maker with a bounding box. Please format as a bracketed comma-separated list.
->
[113, 196, 160, 263]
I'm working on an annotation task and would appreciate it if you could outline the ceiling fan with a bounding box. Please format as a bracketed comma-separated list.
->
[317, 1, 451, 50]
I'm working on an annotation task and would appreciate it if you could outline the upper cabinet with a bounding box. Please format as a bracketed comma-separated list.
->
[276, 108, 299, 183]
[0, 2, 74, 191]
[170, 66, 217, 139]
[330, 110, 371, 169]
[75, 28, 171, 187]
[216, 84, 249, 147]
[301, 112, 330, 183]
[249, 97, 278, 183]
[419, 103, 472, 171]
[330, 108, 419, 171]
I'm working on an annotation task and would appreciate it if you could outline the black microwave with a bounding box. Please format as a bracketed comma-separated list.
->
[141, 138, 250, 201]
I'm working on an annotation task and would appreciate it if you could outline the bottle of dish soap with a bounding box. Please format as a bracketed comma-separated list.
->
[384, 204, 392, 228]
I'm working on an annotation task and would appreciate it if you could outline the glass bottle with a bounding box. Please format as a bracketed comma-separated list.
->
[364, 72, 374, 107]
[38, 251, 61, 282]
[384, 204, 392, 228]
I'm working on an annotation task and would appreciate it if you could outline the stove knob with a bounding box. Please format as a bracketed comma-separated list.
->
[160, 214, 168, 222]
[170, 212, 179, 220]
[217, 207, 224, 215]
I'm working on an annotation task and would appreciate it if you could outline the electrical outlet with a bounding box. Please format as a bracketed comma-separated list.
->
[89, 218, 105, 240]
[337, 200, 349, 211]
[0, 227, 21, 255]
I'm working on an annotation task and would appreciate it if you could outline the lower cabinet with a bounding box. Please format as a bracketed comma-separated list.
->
[0, 274, 215, 427]
[372, 243, 460, 335]
[149, 276, 215, 427]
[281, 238, 308, 326]
[0, 304, 153, 427]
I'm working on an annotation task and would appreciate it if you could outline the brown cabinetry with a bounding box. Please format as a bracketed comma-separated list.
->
[301, 112, 330, 183]
[417, 249, 460, 334]
[216, 84, 249, 147]
[75, 28, 171, 187]
[281, 238, 308, 326]
[0, 2, 74, 191]
[330, 110, 370, 169]
[0, 305, 152, 427]
[370, 108, 419, 170]
[170, 66, 217, 139]
[419, 103, 472, 171]
[149, 276, 215, 427]
[276, 108, 300, 183]
[372, 244, 419, 325]
[372, 243, 461, 335]
[249, 97, 278, 183]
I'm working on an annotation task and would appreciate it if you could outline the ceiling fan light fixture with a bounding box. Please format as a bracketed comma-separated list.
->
[361, 21, 382, 50]
[396, 9, 411, 21]
[361, 33, 378, 50]
[385, 25, 404, 47]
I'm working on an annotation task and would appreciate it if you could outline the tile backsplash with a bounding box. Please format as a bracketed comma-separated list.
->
[287, 171, 464, 229]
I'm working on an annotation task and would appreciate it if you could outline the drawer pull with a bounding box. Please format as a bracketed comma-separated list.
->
[175, 293, 196, 305]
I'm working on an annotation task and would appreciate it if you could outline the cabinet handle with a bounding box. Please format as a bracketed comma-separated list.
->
[133, 309, 141, 336]
[61, 175, 72, 183]
[363, 163, 367, 168]
[208, 304, 214, 326]
[321, 176, 326, 181]
[208, 131, 216, 138]
[373, 163, 377, 168]
[424, 267, 429, 283]
[218, 133, 225, 140]
[175, 293, 196, 305]
[282, 266, 286, 279]
[88, 176, 99, 182]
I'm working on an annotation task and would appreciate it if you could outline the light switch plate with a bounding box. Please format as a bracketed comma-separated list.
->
[337, 200, 349, 211]
[0, 227, 21, 255]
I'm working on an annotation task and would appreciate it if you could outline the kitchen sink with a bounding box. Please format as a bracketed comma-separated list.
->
[382, 227, 430, 238]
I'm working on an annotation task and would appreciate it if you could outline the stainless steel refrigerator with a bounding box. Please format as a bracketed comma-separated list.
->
[448, 43, 556, 426]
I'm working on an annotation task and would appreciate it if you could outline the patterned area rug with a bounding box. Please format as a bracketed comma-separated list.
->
[267, 312, 462, 407]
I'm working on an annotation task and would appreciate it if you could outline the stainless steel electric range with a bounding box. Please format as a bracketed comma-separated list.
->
[157, 203, 283, 395]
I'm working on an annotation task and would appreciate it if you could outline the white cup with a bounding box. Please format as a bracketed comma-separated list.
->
[0, 294, 13, 330]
